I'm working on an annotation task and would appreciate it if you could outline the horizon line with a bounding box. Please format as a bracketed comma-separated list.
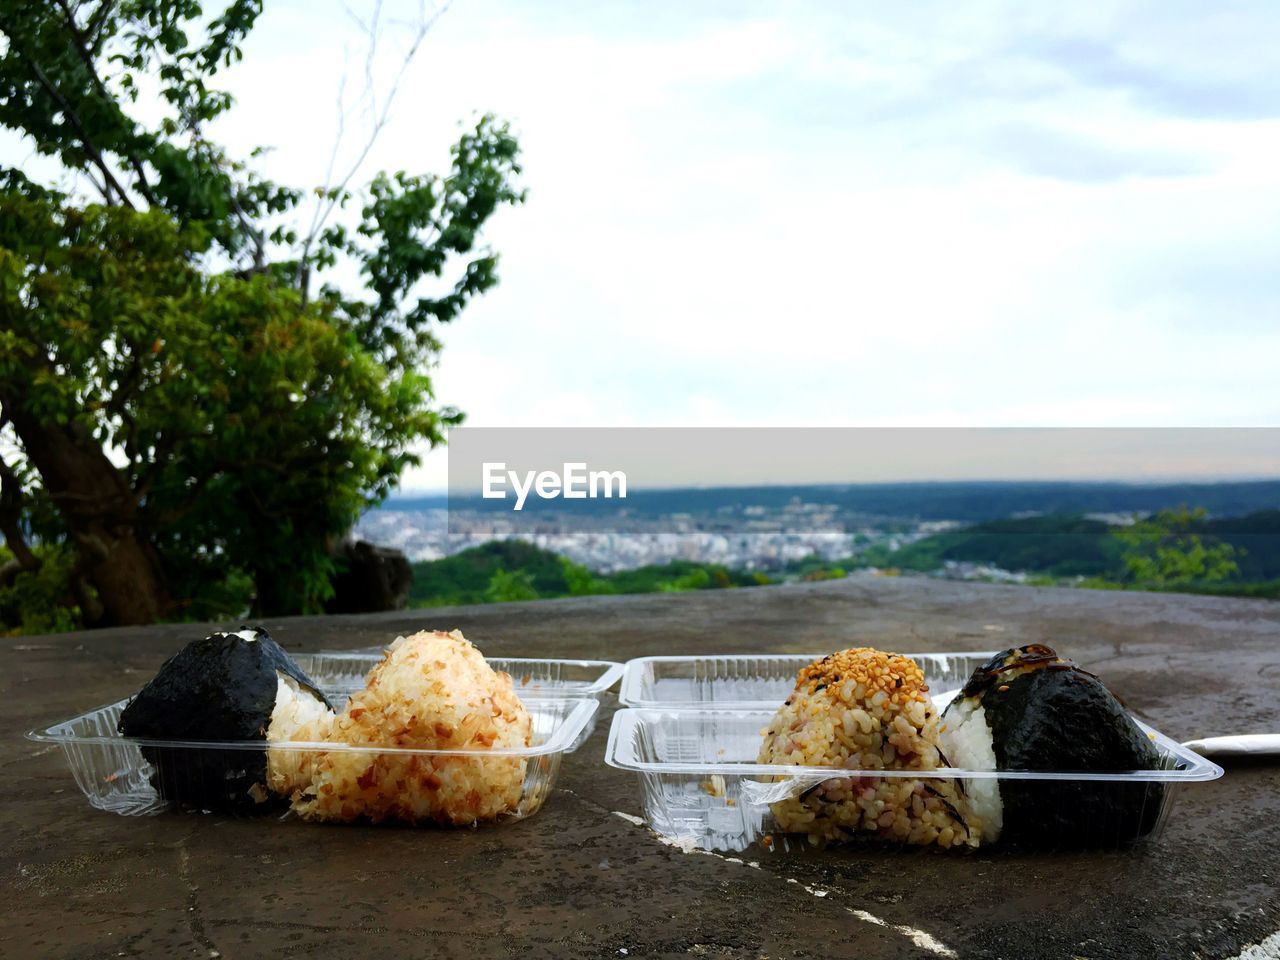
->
[388, 474, 1280, 499]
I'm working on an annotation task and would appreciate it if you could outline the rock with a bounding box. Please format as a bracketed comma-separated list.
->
[325, 540, 412, 613]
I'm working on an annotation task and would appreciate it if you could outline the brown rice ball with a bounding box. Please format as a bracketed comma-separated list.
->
[280, 630, 532, 825]
[757, 647, 981, 849]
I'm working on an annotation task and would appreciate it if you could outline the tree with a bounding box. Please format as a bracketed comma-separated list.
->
[0, 1, 524, 627]
[1114, 507, 1240, 588]
[483, 568, 539, 604]
[559, 556, 615, 597]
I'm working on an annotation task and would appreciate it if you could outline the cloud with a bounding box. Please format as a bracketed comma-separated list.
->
[1020, 34, 1280, 121]
[983, 123, 1205, 182]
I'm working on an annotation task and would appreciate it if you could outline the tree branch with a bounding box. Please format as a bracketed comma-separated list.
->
[52, 0, 159, 206]
[83, 0, 117, 52]
[0, 13, 135, 207]
[70, 568, 105, 625]
[148, 469, 215, 527]
[133, 423, 216, 502]
[0, 559, 24, 590]
[103, 338, 145, 467]
[0, 457, 42, 572]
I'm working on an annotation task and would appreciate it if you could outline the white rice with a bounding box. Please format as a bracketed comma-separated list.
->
[939, 699, 1003, 843]
[266, 673, 336, 796]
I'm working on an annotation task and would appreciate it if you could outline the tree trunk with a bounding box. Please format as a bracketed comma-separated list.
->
[4, 406, 171, 626]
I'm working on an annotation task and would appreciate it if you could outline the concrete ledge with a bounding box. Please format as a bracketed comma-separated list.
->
[2, 576, 1277, 958]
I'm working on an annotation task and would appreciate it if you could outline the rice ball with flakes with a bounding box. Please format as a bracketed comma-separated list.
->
[757, 647, 982, 849]
[285, 630, 533, 825]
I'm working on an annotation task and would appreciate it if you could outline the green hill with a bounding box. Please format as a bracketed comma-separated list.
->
[409, 542, 770, 607]
[1202, 510, 1280, 581]
[854, 515, 1124, 577]
[852, 511, 1280, 584]
[411, 541, 573, 606]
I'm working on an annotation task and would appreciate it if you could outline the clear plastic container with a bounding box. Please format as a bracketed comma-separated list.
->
[298, 652, 622, 750]
[608, 652, 1225, 853]
[299, 652, 623, 699]
[620, 652, 982, 710]
[30, 695, 598, 822]
[607, 708, 1222, 853]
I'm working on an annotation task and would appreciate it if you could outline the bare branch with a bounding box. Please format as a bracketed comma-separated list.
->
[364, 0, 384, 117]
[295, 50, 353, 300]
[186, 124, 268, 270]
[295, 0, 453, 297]
[79, 166, 109, 200]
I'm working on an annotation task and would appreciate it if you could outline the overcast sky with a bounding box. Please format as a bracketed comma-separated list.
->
[13, 2, 1280, 488]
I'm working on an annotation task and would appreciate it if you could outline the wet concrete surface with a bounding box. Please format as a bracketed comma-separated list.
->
[1, 575, 1277, 959]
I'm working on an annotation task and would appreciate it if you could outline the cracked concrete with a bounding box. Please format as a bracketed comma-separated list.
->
[1, 575, 1277, 958]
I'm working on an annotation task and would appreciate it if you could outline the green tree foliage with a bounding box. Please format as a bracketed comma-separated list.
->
[402, 507, 1276, 612]
[656, 567, 711, 592]
[559, 557, 616, 597]
[483, 568, 539, 604]
[1114, 507, 1240, 587]
[0, 2, 524, 628]
[0, 543, 81, 635]
[1196, 510, 1280, 581]
[800, 566, 847, 582]
[605, 560, 761, 593]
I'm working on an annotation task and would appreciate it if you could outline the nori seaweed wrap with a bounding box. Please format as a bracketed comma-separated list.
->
[118, 627, 333, 812]
[941, 644, 1165, 847]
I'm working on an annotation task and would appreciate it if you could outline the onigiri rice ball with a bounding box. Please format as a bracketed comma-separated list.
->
[119, 627, 334, 812]
[758, 647, 981, 848]
[940, 644, 1164, 846]
[279, 630, 533, 825]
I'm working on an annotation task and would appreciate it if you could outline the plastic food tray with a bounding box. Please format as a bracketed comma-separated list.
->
[30, 694, 598, 822]
[607, 652, 1224, 852]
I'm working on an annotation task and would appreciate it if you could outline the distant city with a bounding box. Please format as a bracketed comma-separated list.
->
[357, 503, 957, 573]
[356, 479, 1279, 575]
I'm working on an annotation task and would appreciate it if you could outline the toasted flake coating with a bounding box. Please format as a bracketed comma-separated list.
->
[283, 630, 533, 825]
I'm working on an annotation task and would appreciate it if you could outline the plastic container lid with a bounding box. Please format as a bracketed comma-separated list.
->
[299, 651, 623, 699]
[619, 652, 991, 709]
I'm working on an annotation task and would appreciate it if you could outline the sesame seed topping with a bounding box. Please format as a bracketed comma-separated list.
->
[795, 647, 929, 707]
